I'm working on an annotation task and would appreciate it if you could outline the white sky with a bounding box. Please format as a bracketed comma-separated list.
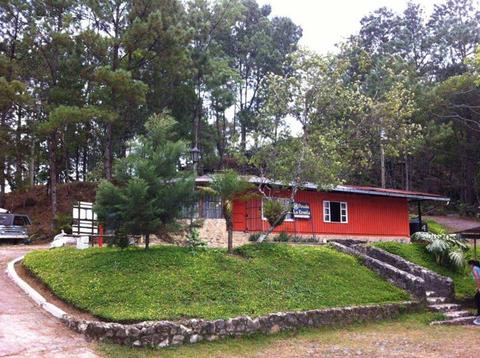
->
[257, 0, 438, 54]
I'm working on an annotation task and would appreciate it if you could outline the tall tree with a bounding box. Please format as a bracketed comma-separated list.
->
[227, 0, 302, 151]
[95, 113, 195, 249]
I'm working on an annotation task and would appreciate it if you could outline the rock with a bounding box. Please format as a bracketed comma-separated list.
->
[171, 335, 185, 345]
[270, 324, 281, 334]
[189, 334, 202, 343]
[158, 338, 170, 348]
[127, 327, 140, 337]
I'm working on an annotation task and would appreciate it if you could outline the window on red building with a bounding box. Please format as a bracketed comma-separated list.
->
[323, 201, 348, 223]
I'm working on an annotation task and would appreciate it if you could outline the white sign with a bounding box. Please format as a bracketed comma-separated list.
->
[72, 202, 98, 236]
[293, 202, 311, 219]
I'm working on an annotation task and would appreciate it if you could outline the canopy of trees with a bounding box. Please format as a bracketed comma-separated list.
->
[1, 0, 480, 223]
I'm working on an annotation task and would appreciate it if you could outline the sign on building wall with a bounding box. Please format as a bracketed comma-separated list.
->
[293, 202, 311, 219]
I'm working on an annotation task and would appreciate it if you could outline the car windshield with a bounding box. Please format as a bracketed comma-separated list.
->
[0, 214, 10, 225]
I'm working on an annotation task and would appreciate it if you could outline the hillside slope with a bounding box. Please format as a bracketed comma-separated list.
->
[24, 244, 410, 321]
[5, 182, 97, 240]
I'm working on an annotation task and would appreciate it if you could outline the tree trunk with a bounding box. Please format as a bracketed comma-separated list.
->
[0, 155, 5, 209]
[227, 228, 233, 254]
[104, 122, 113, 180]
[48, 135, 57, 229]
[29, 140, 35, 187]
[404, 153, 410, 191]
[82, 146, 87, 181]
[145, 233, 150, 250]
[15, 107, 22, 187]
[380, 141, 386, 188]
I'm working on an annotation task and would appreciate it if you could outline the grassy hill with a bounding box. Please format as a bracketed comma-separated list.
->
[373, 241, 479, 300]
[23, 243, 410, 322]
[5, 182, 96, 240]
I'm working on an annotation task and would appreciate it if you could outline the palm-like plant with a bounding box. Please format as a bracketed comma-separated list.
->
[200, 170, 254, 253]
[411, 231, 469, 270]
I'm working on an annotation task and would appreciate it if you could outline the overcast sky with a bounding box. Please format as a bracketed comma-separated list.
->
[257, 0, 439, 54]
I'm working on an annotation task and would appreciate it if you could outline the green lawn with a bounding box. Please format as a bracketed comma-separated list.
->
[23, 243, 409, 322]
[373, 241, 479, 300]
[424, 219, 448, 234]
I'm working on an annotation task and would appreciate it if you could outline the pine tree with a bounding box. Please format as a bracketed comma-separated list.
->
[95, 113, 195, 249]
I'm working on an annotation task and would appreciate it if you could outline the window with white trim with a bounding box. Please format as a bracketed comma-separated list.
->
[262, 197, 294, 221]
[323, 201, 348, 223]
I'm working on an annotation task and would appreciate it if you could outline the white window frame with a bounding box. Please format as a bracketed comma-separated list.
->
[262, 197, 294, 222]
[323, 201, 348, 223]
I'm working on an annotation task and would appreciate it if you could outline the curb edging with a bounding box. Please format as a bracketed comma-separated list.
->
[5, 255, 68, 320]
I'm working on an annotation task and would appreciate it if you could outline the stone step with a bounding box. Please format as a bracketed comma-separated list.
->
[426, 291, 437, 297]
[430, 316, 478, 326]
[428, 303, 462, 312]
[443, 310, 472, 319]
[427, 296, 447, 304]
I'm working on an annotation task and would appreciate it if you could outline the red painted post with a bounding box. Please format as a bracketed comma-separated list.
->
[98, 224, 104, 248]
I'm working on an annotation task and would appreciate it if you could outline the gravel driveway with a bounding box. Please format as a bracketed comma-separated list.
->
[0, 244, 98, 358]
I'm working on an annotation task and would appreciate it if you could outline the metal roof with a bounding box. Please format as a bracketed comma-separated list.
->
[195, 175, 450, 202]
[455, 226, 480, 236]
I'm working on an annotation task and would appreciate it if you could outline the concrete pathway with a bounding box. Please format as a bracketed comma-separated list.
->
[0, 244, 98, 358]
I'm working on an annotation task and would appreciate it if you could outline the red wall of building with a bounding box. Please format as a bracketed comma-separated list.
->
[232, 189, 410, 237]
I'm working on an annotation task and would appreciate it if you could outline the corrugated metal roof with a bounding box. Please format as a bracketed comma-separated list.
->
[195, 175, 450, 202]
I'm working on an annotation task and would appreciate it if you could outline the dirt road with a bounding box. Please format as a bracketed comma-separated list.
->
[0, 244, 98, 358]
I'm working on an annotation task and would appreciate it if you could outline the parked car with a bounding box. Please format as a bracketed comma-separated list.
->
[0, 213, 32, 241]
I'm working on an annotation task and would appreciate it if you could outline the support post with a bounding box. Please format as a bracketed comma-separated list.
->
[98, 224, 104, 248]
[417, 201, 423, 231]
[474, 238, 477, 260]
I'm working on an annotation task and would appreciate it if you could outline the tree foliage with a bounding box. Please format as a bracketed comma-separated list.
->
[94, 114, 194, 249]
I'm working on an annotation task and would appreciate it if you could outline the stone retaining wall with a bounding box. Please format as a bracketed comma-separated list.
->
[329, 242, 427, 301]
[357, 245, 455, 300]
[62, 301, 420, 348]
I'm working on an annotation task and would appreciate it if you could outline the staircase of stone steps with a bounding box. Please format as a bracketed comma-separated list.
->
[425, 290, 477, 326]
[331, 242, 478, 326]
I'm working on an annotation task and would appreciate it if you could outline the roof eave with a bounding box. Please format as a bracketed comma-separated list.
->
[194, 176, 450, 202]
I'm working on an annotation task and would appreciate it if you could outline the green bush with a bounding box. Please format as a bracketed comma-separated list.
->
[274, 231, 290, 242]
[411, 232, 468, 270]
[186, 228, 206, 254]
[54, 212, 72, 234]
[110, 228, 130, 249]
[263, 199, 288, 227]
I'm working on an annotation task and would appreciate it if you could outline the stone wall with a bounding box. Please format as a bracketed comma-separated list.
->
[197, 219, 250, 248]
[62, 301, 420, 348]
[357, 245, 455, 300]
[195, 219, 409, 248]
[329, 242, 427, 301]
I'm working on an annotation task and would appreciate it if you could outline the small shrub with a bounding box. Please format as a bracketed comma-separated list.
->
[109, 228, 130, 249]
[263, 199, 288, 227]
[248, 233, 261, 242]
[274, 231, 290, 242]
[186, 228, 206, 255]
[411, 231, 468, 270]
[54, 212, 72, 234]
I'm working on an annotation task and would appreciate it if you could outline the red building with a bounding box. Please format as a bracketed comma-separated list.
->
[196, 176, 449, 242]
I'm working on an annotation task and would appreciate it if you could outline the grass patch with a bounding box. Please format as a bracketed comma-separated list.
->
[373, 241, 479, 300]
[23, 243, 409, 322]
[424, 219, 448, 234]
[97, 311, 443, 357]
